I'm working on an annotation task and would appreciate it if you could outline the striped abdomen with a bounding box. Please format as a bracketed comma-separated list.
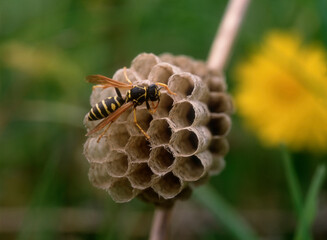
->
[88, 96, 125, 121]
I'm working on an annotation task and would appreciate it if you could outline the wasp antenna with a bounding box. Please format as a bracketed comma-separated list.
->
[155, 82, 176, 95]
[123, 67, 133, 85]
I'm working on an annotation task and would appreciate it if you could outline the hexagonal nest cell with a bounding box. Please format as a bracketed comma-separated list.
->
[84, 53, 233, 206]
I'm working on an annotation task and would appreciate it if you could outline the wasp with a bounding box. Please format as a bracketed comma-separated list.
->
[86, 67, 176, 142]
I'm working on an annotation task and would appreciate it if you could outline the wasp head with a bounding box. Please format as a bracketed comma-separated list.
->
[147, 84, 161, 101]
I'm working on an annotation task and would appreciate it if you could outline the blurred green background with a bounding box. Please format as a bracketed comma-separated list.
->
[0, 0, 326, 239]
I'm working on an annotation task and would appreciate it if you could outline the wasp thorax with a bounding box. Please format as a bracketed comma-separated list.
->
[83, 53, 232, 206]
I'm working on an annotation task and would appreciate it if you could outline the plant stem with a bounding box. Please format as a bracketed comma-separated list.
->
[207, 0, 250, 72]
[194, 185, 258, 240]
[281, 145, 303, 217]
[295, 165, 325, 240]
[149, 207, 173, 240]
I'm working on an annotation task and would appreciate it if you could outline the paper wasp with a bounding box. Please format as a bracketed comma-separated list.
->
[86, 68, 176, 142]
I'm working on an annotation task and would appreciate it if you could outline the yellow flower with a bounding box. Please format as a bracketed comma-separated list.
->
[234, 31, 327, 152]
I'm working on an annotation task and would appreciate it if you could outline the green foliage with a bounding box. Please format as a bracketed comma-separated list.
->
[0, 0, 326, 239]
[295, 165, 325, 240]
[194, 185, 259, 240]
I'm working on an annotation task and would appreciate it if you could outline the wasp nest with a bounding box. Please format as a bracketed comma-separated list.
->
[84, 53, 232, 206]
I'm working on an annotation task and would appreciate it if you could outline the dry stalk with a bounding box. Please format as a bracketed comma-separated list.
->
[149, 207, 173, 240]
[207, 0, 250, 72]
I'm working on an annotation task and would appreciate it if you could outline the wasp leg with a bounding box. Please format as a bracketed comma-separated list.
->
[146, 100, 155, 114]
[115, 88, 123, 99]
[146, 101, 151, 111]
[133, 107, 150, 139]
[151, 100, 160, 114]
[96, 122, 113, 143]
[155, 82, 176, 95]
[123, 67, 133, 85]
[147, 100, 159, 114]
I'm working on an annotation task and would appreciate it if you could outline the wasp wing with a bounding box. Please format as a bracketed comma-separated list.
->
[86, 102, 133, 136]
[86, 75, 132, 89]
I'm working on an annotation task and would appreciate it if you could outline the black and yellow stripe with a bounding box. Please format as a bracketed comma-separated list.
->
[88, 96, 124, 121]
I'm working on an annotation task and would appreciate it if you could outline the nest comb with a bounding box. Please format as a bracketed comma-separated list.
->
[84, 53, 233, 206]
